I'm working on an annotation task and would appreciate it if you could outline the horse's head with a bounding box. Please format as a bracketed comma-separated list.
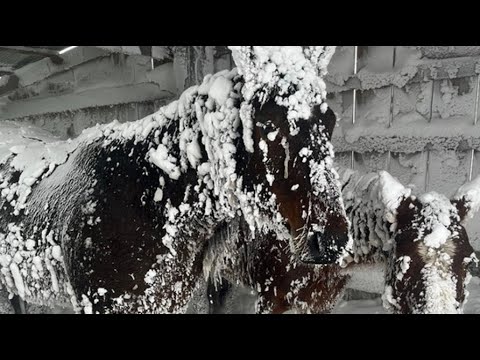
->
[379, 172, 479, 314]
[229, 46, 351, 265]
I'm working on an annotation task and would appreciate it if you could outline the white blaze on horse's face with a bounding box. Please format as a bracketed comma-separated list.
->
[384, 183, 479, 314]
[250, 101, 351, 265]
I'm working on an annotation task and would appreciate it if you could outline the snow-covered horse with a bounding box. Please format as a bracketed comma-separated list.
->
[340, 168, 479, 314]
[205, 168, 480, 314]
[0, 46, 352, 313]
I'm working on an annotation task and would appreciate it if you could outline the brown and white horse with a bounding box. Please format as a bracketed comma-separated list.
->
[204, 167, 480, 314]
[0, 46, 352, 313]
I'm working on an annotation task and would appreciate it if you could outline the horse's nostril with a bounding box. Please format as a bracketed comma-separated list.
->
[301, 232, 347, 265]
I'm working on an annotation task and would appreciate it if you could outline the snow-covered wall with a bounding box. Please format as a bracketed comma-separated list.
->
[327, 46, 480, 253]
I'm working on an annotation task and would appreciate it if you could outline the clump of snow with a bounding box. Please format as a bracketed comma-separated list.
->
[207, 76, 233, 106]
[148, 144, 181, 180]
[382, 285, 400, 311]
[378, 171, 412, 215]
[423, 223, 451, 249]
[416, 191, 456, 249]
[454, 174, 480, 222]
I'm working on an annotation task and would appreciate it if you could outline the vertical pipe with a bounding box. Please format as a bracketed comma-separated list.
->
[386, 46, 397, 172]
[388, 46, 397, 129]
[469, 74, 480, 181]
[351, 46, 358, 170]
[424, 79, 435, 191]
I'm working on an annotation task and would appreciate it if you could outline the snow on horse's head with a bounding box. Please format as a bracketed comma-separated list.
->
[229, 46, 352, 265]
[379, 172, 479, 314]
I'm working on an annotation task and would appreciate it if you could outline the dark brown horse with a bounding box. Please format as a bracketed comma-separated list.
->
[0, 46, 351, 313]
[205, 168, 479, 314]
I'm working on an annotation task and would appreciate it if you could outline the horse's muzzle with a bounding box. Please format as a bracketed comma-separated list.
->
[300, 232, 349, 265]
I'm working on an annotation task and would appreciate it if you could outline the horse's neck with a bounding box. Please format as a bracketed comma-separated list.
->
[337, 166, 395, 264]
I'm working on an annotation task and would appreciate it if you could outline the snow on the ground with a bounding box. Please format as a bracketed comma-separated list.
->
[333, 297, 387, 314]
[334, 276, 480, 314]
[7, 275, 480, 314]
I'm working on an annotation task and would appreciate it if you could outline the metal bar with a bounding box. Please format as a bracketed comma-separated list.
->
[424, 78, 435, 191]
[424, 150, 430, 192]
[469, 149, 475, 182]
[429, 80, 435, 122]
[351, 46, 358, 170]
[475, 74, 480, 126]
[468, 74, 480, 181]
[386, 151, 392, 171]
[386, 46, 397, 172]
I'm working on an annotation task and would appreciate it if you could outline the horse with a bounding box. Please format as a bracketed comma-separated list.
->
[203, 166, 480, 314]
[0, 46, 352, 313]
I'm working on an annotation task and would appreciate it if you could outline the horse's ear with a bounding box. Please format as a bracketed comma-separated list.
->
[228, 46, 254, 75]
[303, 46, 336, 77]
[377, 171, 412, 219]
[452, 175, 480, 223]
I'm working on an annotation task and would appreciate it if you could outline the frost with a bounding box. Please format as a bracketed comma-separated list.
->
[421, 264, 458, 314]
[9, 262, 25, 298]
[154, 188, 163, 202]
[97, 288, 107, 296]
[81, 295, 93, 314]
[52, 245, 62, 261]
[423, 224, 451, 249]
[148, 144, 181, 180]
[207, 76, 233, 106]
[378, 171, 411, 214]
[267, 130, 278, 142]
